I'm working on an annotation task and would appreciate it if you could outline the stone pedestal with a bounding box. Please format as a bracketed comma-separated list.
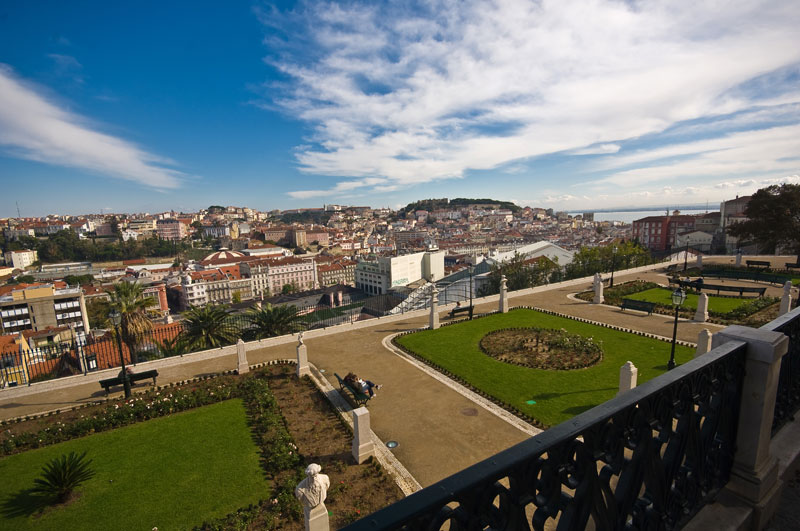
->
[694, 293, 709, 322]
[711, 326, 789, 529]
[236, 339, 249, 375]
[696, 254, 703, 268]
[592, 273, 604, 304]
[618, 361, 637, 395]
[736, 253, 743, 267]
[780, 281, 792, 315]
[499, 275, 508, 313]
[695, 329, 712, 357]
[304, 504, 329, 531]
[296, 334, 310, 377]
[429, 286, 439, 330]
[352, 407, 375, 464]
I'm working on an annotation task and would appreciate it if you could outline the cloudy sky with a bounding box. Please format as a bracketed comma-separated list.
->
[0, 0, 798, 217]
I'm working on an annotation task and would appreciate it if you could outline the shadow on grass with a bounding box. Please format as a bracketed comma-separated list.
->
[532, 387, 616, 401]
[1, 488, 52, 518]
[561, 404, 597, 416]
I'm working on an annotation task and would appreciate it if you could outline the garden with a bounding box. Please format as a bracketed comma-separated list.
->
[0, 366, 402, 530]
[393, 308, 694, 428]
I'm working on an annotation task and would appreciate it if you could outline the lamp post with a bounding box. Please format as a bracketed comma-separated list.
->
[610, 245, 618, 288]
[468, 265, 474, 320]
[683, 243, 689, 272]
[109, 310, 132, 398]
[668, 288, 686, 370]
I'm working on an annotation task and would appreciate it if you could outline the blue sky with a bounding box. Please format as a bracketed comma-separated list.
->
[0, 1, 798, 217]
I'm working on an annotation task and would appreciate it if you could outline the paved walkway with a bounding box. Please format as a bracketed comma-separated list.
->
[0, 259, 793, 493]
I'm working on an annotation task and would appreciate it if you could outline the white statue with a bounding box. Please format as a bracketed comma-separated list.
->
[298, 331, 304, 345]
[295, 463, 330, 508]
[593, 272, 602, 289]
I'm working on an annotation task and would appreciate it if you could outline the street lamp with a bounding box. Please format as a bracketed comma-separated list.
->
[684, 242, 689, 272]
[668, 288, 686, 370]
[468, 265, 474, 320]
[610, 245, 618, 288]
[109, 310, 132, 398]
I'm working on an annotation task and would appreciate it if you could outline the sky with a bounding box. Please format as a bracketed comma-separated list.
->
[0, 0, 798, 218]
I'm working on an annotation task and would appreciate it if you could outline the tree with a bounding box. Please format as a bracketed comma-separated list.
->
[108, 282, 154, 364]
[243, 304, 303, 340]
[86, 298, 111, 329]
[179, 304, 238, 351]
[157, 336, 188, 357]
[231, 291, 242, 304]
[282, 283, 298, 294]
[727, 184, 800, 260]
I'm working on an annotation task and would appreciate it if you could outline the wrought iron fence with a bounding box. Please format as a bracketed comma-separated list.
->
[343, 340, 747, 531]
[762, 306, 800, 435]
[0, 293, 402, 387]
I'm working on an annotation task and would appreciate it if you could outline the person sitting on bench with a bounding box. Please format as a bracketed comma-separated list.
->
[118, 366, 134, 379]
[344, 372, 382, 397]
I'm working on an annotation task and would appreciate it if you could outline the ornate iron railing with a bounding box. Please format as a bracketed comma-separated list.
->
[344, 340, 747, 531]
[763, 306, 800, 435]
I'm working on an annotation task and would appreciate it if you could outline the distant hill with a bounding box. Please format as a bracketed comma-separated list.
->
[400, 198, 521, 217]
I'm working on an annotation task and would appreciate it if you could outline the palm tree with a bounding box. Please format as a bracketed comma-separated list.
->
[243, 304, 303, 341]
[179, 304, 238, 351]
[108, 282, 153, 364]
[157, 336, 188, 358]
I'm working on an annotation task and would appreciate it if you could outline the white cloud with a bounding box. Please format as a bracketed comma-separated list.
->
[263, 0, 800, 198]
[0, 65, 183, 189]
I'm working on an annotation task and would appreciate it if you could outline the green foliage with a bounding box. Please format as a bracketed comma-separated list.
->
[243, 304, 303, 340]
[179, 304, 238, 350]
[231, 291, 242, 304]
[85, 298, 110, 329]
[281, 283, 297, 294]
[31, 451, 95, 503]
[564, 241, 652, 280]
[279, 211, 332, 225]
[727, 184, 800, 256]
[108, 282, 154, 363]
[62, 274, 94, 286]
[399, 197, 521, 217]
[8, 275, 35, 285]
[157, 336, 189, 357]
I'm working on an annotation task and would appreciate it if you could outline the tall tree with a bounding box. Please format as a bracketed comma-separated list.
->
[179, 304, 238, 351]
[727, 184, 800, 261]
[108, 282, 154, 363]
[243, 304, 303, 341]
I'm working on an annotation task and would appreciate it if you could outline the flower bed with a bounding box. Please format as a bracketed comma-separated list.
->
[479, 327, 603, 370]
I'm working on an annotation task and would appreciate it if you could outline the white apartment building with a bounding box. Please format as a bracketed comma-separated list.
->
[355, 250, 445, 295]
[0, 283, 89, 334]
[4, 249, 38, 270]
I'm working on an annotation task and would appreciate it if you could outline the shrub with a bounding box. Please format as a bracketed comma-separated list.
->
[31, 451, 95, 503]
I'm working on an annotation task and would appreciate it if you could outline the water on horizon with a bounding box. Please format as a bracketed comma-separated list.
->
[568, 209, 719, 224]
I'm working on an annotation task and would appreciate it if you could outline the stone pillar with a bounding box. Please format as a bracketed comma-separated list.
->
[710, 326, 789, 528]
[780, 281, 792, 315]
[694, 293, 709, 322]
[352, 407, 375, 464]
[328, 292, 334, 307]
[337, 291, 343, 306]
[236, 339, 249, 375]
[303, 505, 329, 531]
[696, 254, 703, 268]
[695, 329, 712, 357]
[499, 275, 508, 313]
[296, 333, 310, 377]
[429, 286, 440, 330]
[618, 361, 637, 395]
[736, 252, 743, 267]
[593, 272, 604, 304]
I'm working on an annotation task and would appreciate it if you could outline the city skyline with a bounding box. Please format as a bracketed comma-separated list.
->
[1, 1, 799, 218]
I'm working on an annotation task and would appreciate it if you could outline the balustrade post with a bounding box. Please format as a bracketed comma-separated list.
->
[695, 329, 713, 357]
[779, 281, 792, 316]
[499, 275, 508, 313]
[352, 407, 375, 464]
[695, 293, 709, 322]
[236, 339, 249, 375]
[296, 333, 310, 377]
[711, 325, 788, 528]
[429, 286, 439, 330]
[618, 361, 637, 395]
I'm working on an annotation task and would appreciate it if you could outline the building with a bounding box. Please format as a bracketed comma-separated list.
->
[675, 230, 714, 252]
[240, 257, 317, 298]
[631, 215, 697, 252]
[156, 218, 187, 241]
[0, 283, 89, 335]
[4, 249, 38, 270]
[317, 260, 357, 287]
[355, 250, 445, 295]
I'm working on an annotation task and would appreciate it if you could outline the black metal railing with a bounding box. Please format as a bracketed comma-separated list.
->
[763, 306, 800, 435]
[343, 340, 747, 531]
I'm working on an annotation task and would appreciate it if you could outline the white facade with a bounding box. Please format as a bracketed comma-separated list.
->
[355, 250, 445, 295]
[4, 249, 38, 270]
[489, 241, 574, 266]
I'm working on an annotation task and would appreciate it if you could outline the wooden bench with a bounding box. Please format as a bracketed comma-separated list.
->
[786, 263, 800, 270]
[746, 260, 771, 270]
[99, 369, 159, 395]
[670, 277, 766, 297]
[703, 268, 786, 285]
[334, 372, 370, 407]
[448, 305, 474, 319]
[620, 299, 656, 315]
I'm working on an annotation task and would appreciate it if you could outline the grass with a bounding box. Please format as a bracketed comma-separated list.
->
[395, 309, 694, 427]
[626, 287, 753, 314]
[0, 399, 267, 530]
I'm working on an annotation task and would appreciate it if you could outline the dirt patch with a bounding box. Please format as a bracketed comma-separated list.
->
[479, 328, 603, 370]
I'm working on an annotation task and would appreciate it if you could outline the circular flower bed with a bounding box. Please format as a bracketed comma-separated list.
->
[479, 327, 603, 370]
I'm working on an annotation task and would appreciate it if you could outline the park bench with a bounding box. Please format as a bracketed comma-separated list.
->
[701, 269, 786, 285]
[334, 372, 371, 407]
[99, 369, 159, 395]
[785, 263, 800, 270]
[669, 277, 767, 297]
[448, 305, 474, 319]
[746, 260, 771, 270]
[620, 299, 656, 315]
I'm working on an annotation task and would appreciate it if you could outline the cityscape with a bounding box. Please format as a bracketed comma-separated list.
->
[1, 1, 799, 530]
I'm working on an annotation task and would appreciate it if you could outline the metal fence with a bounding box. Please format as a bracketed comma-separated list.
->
[763, 307, 800, 435]
[343, 339, 748, 530]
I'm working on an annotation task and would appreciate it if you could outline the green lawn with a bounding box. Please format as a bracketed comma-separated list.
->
[396, 309, 693, 427]
[0, 399, 267, 530]
[626, 288, 753, 313]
